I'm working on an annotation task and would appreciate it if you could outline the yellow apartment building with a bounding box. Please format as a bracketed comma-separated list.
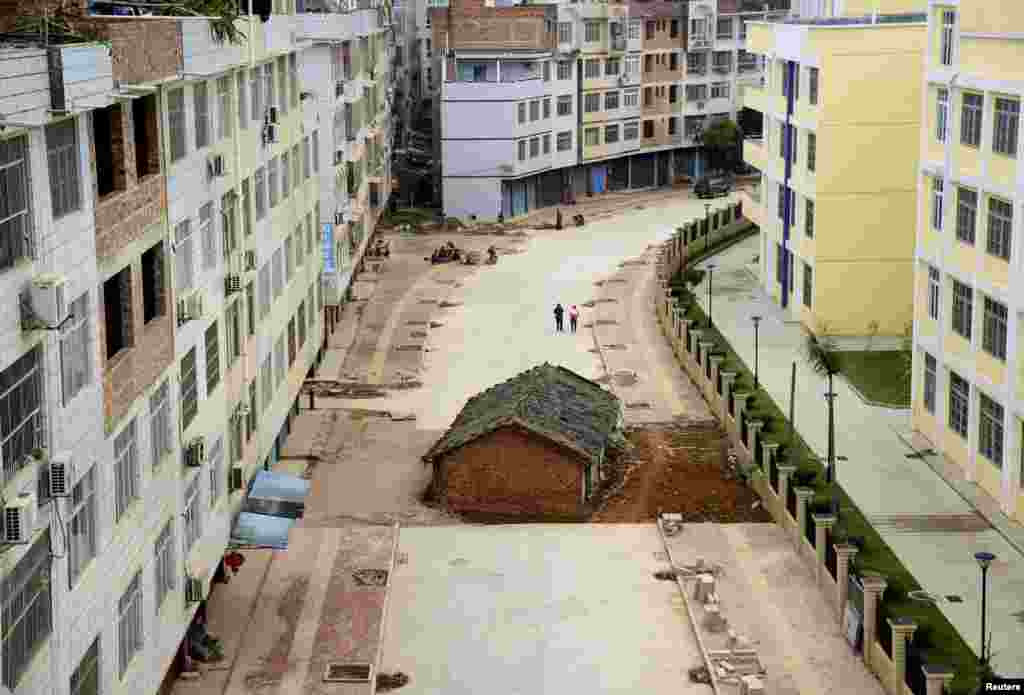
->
[911, 0, 1024, 522]
[742, 9, 926, 337]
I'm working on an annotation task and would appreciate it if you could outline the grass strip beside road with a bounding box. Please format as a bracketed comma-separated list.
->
[834, 351, 911, 408]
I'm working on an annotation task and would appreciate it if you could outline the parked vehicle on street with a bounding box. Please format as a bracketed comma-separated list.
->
[694, 175, 733, 199]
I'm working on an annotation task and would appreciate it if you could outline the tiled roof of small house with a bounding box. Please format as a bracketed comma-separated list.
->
[422, 363, 622, 466]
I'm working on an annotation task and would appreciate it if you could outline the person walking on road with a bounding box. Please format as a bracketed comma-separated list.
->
[554, 303, 565, 332]
[569, 305, 579, 334]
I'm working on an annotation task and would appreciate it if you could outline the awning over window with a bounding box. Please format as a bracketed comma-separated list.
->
[228, 470, 311, 550]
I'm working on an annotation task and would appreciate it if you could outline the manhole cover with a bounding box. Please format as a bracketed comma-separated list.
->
[324, 663, 373, 683]
[406, 320, 428, 326]
[410, 331, 427, 338]
[595, 319, 619, 326]
[395, 345, 423, 352]
[626, 402, 652, 409]
[353, 569, 389, 586]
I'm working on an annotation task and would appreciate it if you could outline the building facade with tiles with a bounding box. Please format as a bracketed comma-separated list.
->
[0, 1, 394, 694]
[910, 0, 1024, 523]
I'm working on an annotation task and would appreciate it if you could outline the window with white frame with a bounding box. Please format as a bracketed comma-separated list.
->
[940, 10, 955, 66]
[518, 140, 526, 162]
[529, 136, 540, 158]
[951, 278, 973, 339]
[628, 18, 640, 40]
[932, 176, 944, 230]
[284, 235, 294, 283]
[272, 247, 283, 299]
[114, 418, 139, 521]
[168, 88, 187, 161]
[70, 637, 100, 695]
[623, 87, 639, 107]
[221, 192, 237, 260]
[68, 464, 97, 586]
[200, 202, 216, 269]
[948, 370, 969, 437]
[927, 266, 940, 320]
[184, 472, 202, 550]
[47, 119, 82, 218]
[558, 21, 571, 43]
[258, 263, 271, 318]
[254, 167, 266, 220]
[585, 20, 601, 42]
[150, 379, 171, 467]
[181, 347, 198, 431]
[979, 393, 1004, 466]
[556, 131, 572, 151]
[557, 95, 572, 116]
[250, 67, 262, 122]
[194, 82, 210, 149]
[716, 17, 732, 39]
[987, 196, 1012, 261]
[936, 88, 948, 143]
[624, 121, 639, 140]
[2, 531, 52, 689]
[808, 67, 819, 104]
[154, 518, 175, 611]
[625, 55, 640, 76]
[584, 93, 600, 113]
[711, 82, 729, 99]
[960, 93, 982, 147]
[0, 135, 33, 270]
[529, 100, 540, 122]
[605, 57, 620, 76]
[60, 292, 91, 405]
[605, 90, 619, 110]
[585, 59, 601, 78]
[584, 128, 599, 146]
[956, 186, 977, 244]
[923, 352, 937, 414]
[982, 296, 1008, 361]
[993, 97, 1019, 157]
[604, 124, 619, 144]
[208, 435, 223, 507]
[205, 321, 220, 395]
[557, 61, 572, 80]
[686, 84, 707, 102]
[217, 75, 232, 141]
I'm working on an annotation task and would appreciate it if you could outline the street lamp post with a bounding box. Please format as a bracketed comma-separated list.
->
[752, 315, 762, 389]
[974, 551, 996, 671]
[704, 202, 712, 253]
[824, 379, 839, 516]
[706, 263, 716, 329]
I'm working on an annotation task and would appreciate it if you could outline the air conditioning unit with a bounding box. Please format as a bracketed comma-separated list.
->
[335, 212, 345, 225]
[696, 101, 706, 110]
[335, 80, 345, 98]
[47, 452, 74, 498]
[185, 576, 205, 603]
[244, 250, 258, 272]
[29, 274, 68, 327]
[334, 150, 344, 165]
[264, 124, 279, 144]
[267, 106, 279, 124]
[3, 494, 37, 545]
[184, 437, 206, 467]
[618, 74, 627, 86]
[225, 274, 242, 294]
[207, 154, 226, 180]
[229, 465, 244, 492]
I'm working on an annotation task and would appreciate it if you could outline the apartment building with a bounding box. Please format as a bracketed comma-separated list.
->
[742, 6, 926, 336]
[431, 0, 786, 220]
[0, 1, 393, 694]
[911, 0, 1024, 523]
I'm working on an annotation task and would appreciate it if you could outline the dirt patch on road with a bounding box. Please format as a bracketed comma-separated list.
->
[592, 423, 771, 524]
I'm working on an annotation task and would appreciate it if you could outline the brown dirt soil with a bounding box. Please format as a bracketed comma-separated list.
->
[592, 424, 772, 524]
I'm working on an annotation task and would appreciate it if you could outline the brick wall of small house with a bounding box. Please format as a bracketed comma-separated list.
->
[431, 0, 557, 55]
[438, 427, 585, 517]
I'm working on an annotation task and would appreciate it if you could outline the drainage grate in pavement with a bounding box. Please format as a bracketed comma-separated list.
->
[324, 663, 373, 683]
[626, 402, 652, 409]
[395, 345, 423, 352]
[417, 299, 437, 305]
[406, 320, 428, 326]
[410, 331, 428, 338]
[352, 569, 389, 587]
[603, 343, 628, 350]
[595, 298, 619, 304]
[867, 513, 990, 533]
[595, 319, 619, 326]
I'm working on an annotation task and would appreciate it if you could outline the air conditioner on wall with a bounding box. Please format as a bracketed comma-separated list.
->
[3, 494, 37, 545]
[229, 465, 244, 493]
[185, 576, 204, 603]
[267, 106, 279, 124]
[244, 250, 258, 272]
[184, 437, 206, 467]
[47, 452, 74, 498]
[225, 274, 242, 294]
[29, 273, 68, 327]
[264, 124, 279, 145]
[207, 154, 226, 180]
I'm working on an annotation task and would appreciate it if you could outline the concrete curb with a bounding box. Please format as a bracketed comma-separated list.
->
[655, 519, 723, 695]
[371, 522, 402, 694]
[839, 374, 910, 412]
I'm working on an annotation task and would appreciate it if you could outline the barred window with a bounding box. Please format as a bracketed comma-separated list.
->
[184, 472, 202, 550]
[180, 347, 198, 431]
[226, 299, 241, 365]
[47, 119, 82, 218]
[931, 176, 944, 230]
[150, 379, 171, 467]
[558, 22, 571, 43]
[927, 266, 940, 320]
[558, 61, 572, 80]
[982, 296, 1008, 361]
[940, 10, 955, 66]
[805, 199, 814, 238]
[200, 202, 217, 270]
[168, 88, 187, 161]
[217, 75, 232, 141]
[923, 353, 936, 414]
[960, 93, 982, 147]
[557, 131, 572, 151]
[936, 88, 948, 143]
[955, 187, 977, 244]
[205, 321, 220, 395]
[61, 292, 91, 405]
[68, 465, 97, 586]
[154, 519, 175, 611]
[585, 20, 601, 42]
[948, 371, 969, 438]
[114, 418, 139, 521]
[951, 279, 973, 339]
[2, 531, 52, 689]
[254, 167, 266, 220]
[979, 393, 1004, 466]
[585, 58, 600, 78]
[194, 82, 210, 149]
[258, 263, 271, 318]
[986, 196, 1012, 261]
[993, 97, 1019, 156]
[69, 637, 99, 695]
[208, 435, 224, 507]
[117, 573, 143, 678]
[0, 135, 33, 270]
[237, 70, 248, 131]
[623, 122, 638, 140]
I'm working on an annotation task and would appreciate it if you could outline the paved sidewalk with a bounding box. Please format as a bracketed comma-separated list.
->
[689, 235, 1024, 677]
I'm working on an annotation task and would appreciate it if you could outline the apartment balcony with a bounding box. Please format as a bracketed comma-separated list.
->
[445, 78, 545, 102]
[641, 99, 675, 116]
[685, 65, 708, 79]
[298, 12, 357, 43]
[687, 35, 712, 51]
[180, 17, 246, 76]
[743, 137, 767, 173]
[643, 67, 683, 84]
[0, 43, 115, 124]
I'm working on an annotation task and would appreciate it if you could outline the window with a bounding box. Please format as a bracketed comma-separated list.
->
[284, 235, 294, 284]
[200, 202, 217, 269]
[558, 22, 572, 43]
[624, 87, 638, 107]
[291, 144, 300, 191]
[643, 120, 654, 138]
[584, 93, 601, 113]
[778, 184, 788, 221]
[272, 248, 283, 299]
[281, 151, 290, 199]
[625, 55, 640, 76]
[558, 61, 572, 80]
[114, 418, 139, 521]
[254, 167, 266, 220]
[802, 262, 812, 307]
[807, 132, 816, 172]
[518, 140, 527, 162]
[246, 280, 256, 336]
[585, 59, 601, 78]
[961, 93, 983, 147]
[247, 380, 257, 441]
[260, 355, 272, 413]
[289, 53, 298, 108]
[543, 97, 551, 119]
[585, 20, 601, 43]
[298, 301, 307, 347]
[927, 266, 941, 320]
[686, 84, 708, 102]
[277, 57, 288, 114]
[217, 76, 232, 141]
[668, 117, 677, 136]
[628, 18, 640, 40]
[687, 53, 706, 75]
[986, 196, 1013, 261]
[643, 55, 653, 75]
[236, 71, 248, 131]
[269, 157, 279, 208]
[60, 292, 91, 405]
[530, 137, 540, 158]
[181, 347, 198, 430]
[982, 296, 1008, 361]
[70, 637, 99, 695]
[47, 119, 82, 218]
[932, 176, 944, 230]
[250, 67, 262, 122]
[805, 199, 814, 238]
[923, 353, 937, 414]
[789, 124, 797, 163]
[67, 465, 97, 586]
[275, 335, 286, 385]
[557, 131, 572, 151]
[151, 519, 176, 616]
[0, 135, 32, 270]
[141, 241, 166, 323]
[605, 58, 620, 76]
[226, 300, 242, 366]
[205, 321, 220, 395]
[103, 267, 133, 359]
[716, 17, 732, 40]
[940, 10, 955, 67]
[184, 471, 202, 551]
[543, 133, 551, 154]
[643, 87, 653, 106]
[605, 124, 619, 144]
[951, 279, 973, 339]
[194, 82, 210, 149]
[936, 88, 948, 142]
[809, 67, 819, 105]
[518, 102, 526, 124]
[287, 318, 297, 365]
[530, 100, 539, 121]
[624, 121, 639, 140]
[956, 187, 977, 244]
[584, 128, 599, 146]
[168, 88, 187, 162]
[2, 532, 52, 689]
[312, 129, 320, 172]
[993, 97, 1019, 156]
[669, 85, 678, 104]
[671, 19, 680, 38]
[711, 82, 729, 99]
[208, 436, 223, 506]
[979, 393, 1004, 466]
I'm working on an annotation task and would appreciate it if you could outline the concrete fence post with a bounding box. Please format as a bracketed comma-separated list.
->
[794, 487, 815, 550]
[813, 514, 837, 585]
[761, 441, 779, 477]
[746, 419, 764, 453]
[721, 372, 737, 415]
[777, 464, 796, 517]
[888, 617, 918, 694]
[689, 329, 704, 357]
[921, 664, 954, 695]
[861, 575, 888, 671]
[698, 341, 714, 371]
[709, 355, 725, 395]
[835, 544, 859, 627]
